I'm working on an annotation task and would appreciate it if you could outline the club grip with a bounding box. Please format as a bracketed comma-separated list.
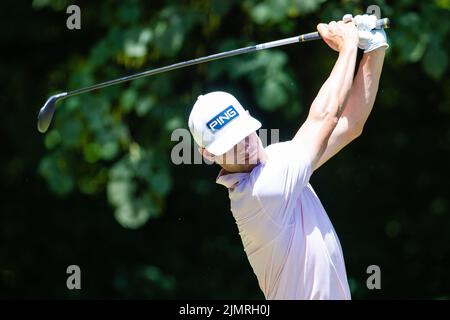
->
[376, 18, 390, 29]
[299, 32, 322, 42]
[299, 17, 390, 42]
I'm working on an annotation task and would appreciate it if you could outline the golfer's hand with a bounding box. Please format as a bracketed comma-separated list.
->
[317, 20, 358, 52]
[353, 14, 389, 53]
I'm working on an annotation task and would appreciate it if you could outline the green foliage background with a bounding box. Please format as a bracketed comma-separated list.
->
[1, 0, 449, 298]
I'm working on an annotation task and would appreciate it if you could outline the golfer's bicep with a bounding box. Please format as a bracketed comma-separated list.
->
[294, 117, 336, 171]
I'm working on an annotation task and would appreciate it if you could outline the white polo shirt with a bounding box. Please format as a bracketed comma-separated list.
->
[216, 140, 351, 300]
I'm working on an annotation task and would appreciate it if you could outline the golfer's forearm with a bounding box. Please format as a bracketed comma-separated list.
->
[341, 48, 386, 132]
[310, 46, 358, 121]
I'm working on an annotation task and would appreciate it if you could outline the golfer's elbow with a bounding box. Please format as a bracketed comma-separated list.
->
[320, 110, 340, 133]
[349, 123, 364, 140]
[311, 99, 341, 123]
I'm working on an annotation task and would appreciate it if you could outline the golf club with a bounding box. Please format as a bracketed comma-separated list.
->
[37, 18, 390, 133]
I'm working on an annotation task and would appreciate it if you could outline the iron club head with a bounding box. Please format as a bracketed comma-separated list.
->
[37, 92, 67, 133]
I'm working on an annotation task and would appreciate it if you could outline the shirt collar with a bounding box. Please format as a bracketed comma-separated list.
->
[215, 169, 250, 189]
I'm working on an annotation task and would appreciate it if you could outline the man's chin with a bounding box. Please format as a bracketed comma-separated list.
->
[220, 162, 259, 173]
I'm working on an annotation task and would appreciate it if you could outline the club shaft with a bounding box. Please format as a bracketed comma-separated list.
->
[67, 39, 301, 97]
[68, 45, 260, 97]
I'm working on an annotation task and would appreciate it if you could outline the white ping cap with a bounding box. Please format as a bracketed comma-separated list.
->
[188, 91, 261, 156]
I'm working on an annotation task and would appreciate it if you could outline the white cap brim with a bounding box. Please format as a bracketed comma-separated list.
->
[206, 114, 262, 156]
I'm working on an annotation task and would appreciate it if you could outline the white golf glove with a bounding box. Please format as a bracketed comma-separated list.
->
[343, 14, 389, 53]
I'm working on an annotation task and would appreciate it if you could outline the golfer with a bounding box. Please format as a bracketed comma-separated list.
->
[188, 14, 388, 300]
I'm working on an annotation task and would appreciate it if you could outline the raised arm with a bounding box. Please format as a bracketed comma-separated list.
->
[293, 20, 358, 170]
[312, 48, 386, 169]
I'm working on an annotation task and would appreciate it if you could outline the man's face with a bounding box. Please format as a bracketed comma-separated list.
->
[215, 131, 261, 166]
[200, 131, 264, 172]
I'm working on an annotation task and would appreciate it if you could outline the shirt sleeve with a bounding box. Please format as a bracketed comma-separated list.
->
[253, 140, 313, 225]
